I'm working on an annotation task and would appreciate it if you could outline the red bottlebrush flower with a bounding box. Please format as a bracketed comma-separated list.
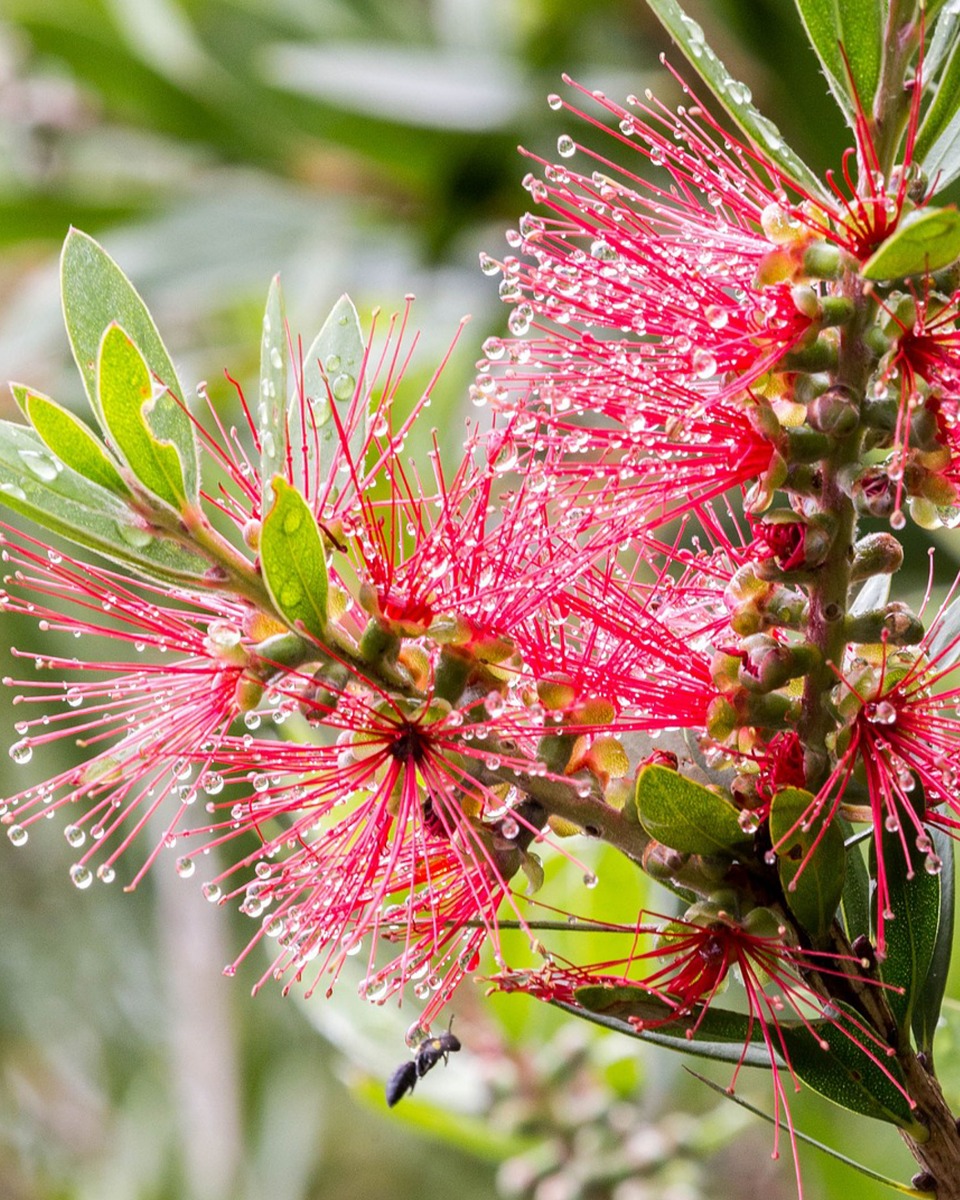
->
[495, 904, 911, 1198]
[479, 67, 925, 534]
[170, 677, 586, 1015]
[779, 582, 960, 954]
[0, 527, 258, 885]
[879, 292, 960, 525]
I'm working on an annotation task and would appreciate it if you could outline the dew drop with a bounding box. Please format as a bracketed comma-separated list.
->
[70, 863, 94, 890]
[176, 855, 196, 878]
[9, 738, 32, 765]
[7, 824, 27, 847]
[557, 134, 576, 158]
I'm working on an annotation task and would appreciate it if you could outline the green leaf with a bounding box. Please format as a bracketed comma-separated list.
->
[916, 34, 960, 192]
[769, 786, 845, 940]
[259, 476, 329, 641]
[97, 324, 187, 509]
[925, 1, 960, 83]
[644, 0, 829, 200]
[635, 763, 751, 855]
[839, 830, 871, 941]
[870, 807, 941, 1035]
[60, 228, 198, 499]
[861, 207, 960, 279]
[259, 274, 287, 510]
[926, 592, 960, 669]
[294, 294, 366, 486]
[558, 988, 773, 1068]
[687, 1069, 932, 1196]
[0, 420, 207, 583]
[849, 572, 891, 616]
[781, 1006, 919, 1130]
[792, 0, 883, 123]
[912, 828, 954, 1060]
[14, 385, 128, 497]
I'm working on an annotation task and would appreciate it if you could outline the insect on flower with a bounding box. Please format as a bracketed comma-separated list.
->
[385, 1018, 462, 1106]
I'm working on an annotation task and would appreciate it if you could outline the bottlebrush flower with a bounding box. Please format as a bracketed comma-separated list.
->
[167, 671, 593, 1017]
[780, 582, 960, 954]
[479, 67, 923, 533]
[495, 903, 911, 1197]
[0, 526, 261, 886]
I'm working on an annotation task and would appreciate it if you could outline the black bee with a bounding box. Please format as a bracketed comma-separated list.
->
[385, 1020, 462, 1107]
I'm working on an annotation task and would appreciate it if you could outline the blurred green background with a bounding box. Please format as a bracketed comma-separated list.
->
[0, 1, 949, 1197]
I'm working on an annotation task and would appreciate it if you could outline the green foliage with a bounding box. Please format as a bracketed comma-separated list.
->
[871, 813, 949, 1039]
[769, 787, 846, 941]
[259, 476, 330, 641]
[299, 294, 366, 486]
[259, 275, 288, 509]
[643, 0, 828, 197]
[97, 324, 188, 509]
[635, 763, 752, 855]
[15, 385, 128, 496]
[60, 229, 199, 499]
[791, 0, 883, 123]
[861, 208, 960, 279]
[0, 418, 206, 583]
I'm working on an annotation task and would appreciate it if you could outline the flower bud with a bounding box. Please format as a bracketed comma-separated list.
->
[806, 383, 861, 435]
[849, 532, 904, 581]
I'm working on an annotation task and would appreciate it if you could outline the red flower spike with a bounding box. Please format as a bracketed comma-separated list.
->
[494, 906, 911, 1199]
[0, 527, 254, 886]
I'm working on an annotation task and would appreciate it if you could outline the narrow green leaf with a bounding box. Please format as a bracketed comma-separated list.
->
[259, 274, 287, 510]
[920, 108, 960, 196]
[870, 808, 941, 1035]
[260, 476, 329, 641]
[925, 1, 960, 82]
[0, 420, 207, 583]
[14, 385, 128, 496]
[793, 0, 883, 122]
[769, 786, 845, 940]
[839, 830, 871, 941]
[926, 592, 960, 669]
[861, 207, 960, 279]
[912, 827, 954, 1059]
[644, 0, 829, 200]
[686, 1070, 933, 1197]
[293, 294, 366, 486]
[781, 1006, 918, 1129]
[849, 572, 892, 616]
[60, 228, 198, 498]
[916, 33, 960, 184]
[556, 990, 773, 1068]
[635, 763, 752, 855]
[97, 324, 187, 509]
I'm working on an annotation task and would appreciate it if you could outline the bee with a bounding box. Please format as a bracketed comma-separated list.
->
[385, 1019, 462, 1107]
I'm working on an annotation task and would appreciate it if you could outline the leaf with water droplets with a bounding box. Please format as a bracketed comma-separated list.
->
[635, 763, 751, 855]
[926, 592, 960, 671]
[290, 294, 366, 488]
[13, 384, 128, 496]
[916, 28, 960, 196]
[259, 274, 287, 510]
[0, 419, 207, 582]
[60, 228, 198, 498]
[870, 796, 946, 1036]
[643, 0, 828, 200]
[861, 207, 960, 280]
[792, 0, 882, 125]
[913, 828, 954, 1061]
[97, 324, 187, 509]
[769, 786, 845, 941]
[259, 475, 328, 641]
[780, 1004, 918, 1129]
